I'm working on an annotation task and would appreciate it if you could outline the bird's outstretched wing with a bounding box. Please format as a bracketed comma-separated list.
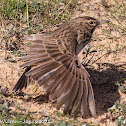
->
[13, 34, 96, 118]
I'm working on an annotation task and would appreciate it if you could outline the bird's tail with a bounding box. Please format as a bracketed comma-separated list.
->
[13, 67, 31, 91]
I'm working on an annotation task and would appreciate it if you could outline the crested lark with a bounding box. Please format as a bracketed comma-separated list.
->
[13, 16, 108, 118]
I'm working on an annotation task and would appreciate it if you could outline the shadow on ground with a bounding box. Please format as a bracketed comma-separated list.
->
[87, 62, 126, 116]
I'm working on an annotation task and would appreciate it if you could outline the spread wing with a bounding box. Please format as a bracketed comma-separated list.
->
[13, 34, 96, 118]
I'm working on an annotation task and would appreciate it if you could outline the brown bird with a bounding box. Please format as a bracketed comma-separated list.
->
[13, 16, 108, 118]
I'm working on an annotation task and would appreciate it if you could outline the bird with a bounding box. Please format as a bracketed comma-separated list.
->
[13, 16, 108, 118]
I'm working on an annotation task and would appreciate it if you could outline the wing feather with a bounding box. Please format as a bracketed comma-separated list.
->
[13, 34, 96, 118]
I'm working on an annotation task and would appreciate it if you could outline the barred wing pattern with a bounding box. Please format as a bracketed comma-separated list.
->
[13, 34, 96, 118]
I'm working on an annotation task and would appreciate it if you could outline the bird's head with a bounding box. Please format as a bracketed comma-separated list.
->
[75, 16, 109, 33]
[74, 16, 109, 55]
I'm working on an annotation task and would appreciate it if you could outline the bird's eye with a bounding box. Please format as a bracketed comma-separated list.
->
[89, 21, 94, 24]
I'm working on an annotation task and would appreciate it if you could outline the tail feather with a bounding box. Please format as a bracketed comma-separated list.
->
[87, 77, 96, 118]
[81, 80, 88, 118]
[13, 67, 30, 91]
[63, 79, 79, 114]
[73, 101, 81, 117]
[72, 79, 83, 116]
[56, 76, 76, 110]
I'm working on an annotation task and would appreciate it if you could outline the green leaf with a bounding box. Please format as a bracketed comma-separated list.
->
[114, 81, 121, 87]
[23, 8, 27, 23]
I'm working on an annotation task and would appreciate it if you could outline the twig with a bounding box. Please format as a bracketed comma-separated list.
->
[118, 78, 126, 83]
[90, 47, 125, 65]
[26, 0, 29, 27]
[85, 52, 96, 65]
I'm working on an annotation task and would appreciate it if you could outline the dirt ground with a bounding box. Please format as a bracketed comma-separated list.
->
[0, 0, 126, 126]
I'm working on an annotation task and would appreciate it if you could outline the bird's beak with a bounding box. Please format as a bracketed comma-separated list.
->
[98, 20, 109, 25]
